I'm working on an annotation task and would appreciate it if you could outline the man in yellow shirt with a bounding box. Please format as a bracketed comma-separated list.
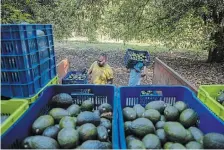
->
[88, 53, 113, 84]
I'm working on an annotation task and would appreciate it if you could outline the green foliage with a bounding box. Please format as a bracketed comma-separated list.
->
[1, 3, 34, 24]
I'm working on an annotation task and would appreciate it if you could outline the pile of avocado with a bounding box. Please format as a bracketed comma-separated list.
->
[217, 90, 224, 106]
[22, 93, 113, 149]
[123, 100, 224, 149]
[68, 73, 87, 81]
[1, 114, 9, 124]
[129, 52, 147, 62]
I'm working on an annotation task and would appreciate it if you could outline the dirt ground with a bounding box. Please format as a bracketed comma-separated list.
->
[55, 42, 224, 88]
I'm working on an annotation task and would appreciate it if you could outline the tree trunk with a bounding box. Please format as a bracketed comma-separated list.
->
[207, 28, 224, 63]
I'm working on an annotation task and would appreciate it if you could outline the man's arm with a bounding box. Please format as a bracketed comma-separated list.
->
[88, 62, 95, 75]
[141, 66, 147, 77]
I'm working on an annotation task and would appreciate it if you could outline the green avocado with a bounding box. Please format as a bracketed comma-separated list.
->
[98, 103, 112, 114]
[164, 106, 179, 121]
[145, 101, 166, 113]
[133, 104, 145, 118]
[179, 108, 198, 128]
[174, 101, 187, 112]
[127, 139, 146, 149]
[164, 122, 187, 144]
[57, 127, 79, 148]
[156, 129, 167, 144]
[203, 133, 224, 149]
[23, 136, 59, 149]
[123, 107, 137, 121]
[170, 143, 186, 149]
[49, 108, 70, 123]
[142, 134, 161, 149]
[143, 109, 161, 123]
[59, 116, 77, 129]
[130, 118, 155, 137]
[42, 125, 60, 139]
[78, 123, 97, 141]
[97, 125, 108, 142]
[67, 104, 80, 117]
[188, 127, 204, 143]
[81, 99, 94, 111]
[32, 115, 54, 134]
[80, 140, 111, 149]
[77, 111, 100, 126]
[155, 121, 165, 129]
[52, 93, 73, 108]
[186, 141, 203, 149]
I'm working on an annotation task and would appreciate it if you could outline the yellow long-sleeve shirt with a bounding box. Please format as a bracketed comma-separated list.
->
[89, 61, 113, 84]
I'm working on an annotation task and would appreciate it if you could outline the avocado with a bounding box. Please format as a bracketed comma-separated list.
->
[184, 129, 194, 143]
[156, 129, 167, 144]
[188, 127, 204, 143]
[203, 133, 224, 149]
[49, 108, 70, 123]
[179, 108, 198, 128]
[133, 104, 145, 118]
[59, 116, 77, 129]
[81, 99, 94, 111]
[164, 106, 179, 121]
[79, 123, 97, 141]
[164, 122, 187, 144]
[77, 111, 100, 126]
[186, 141, 203, 149]
[126, 135, 140, 144]
[52, 93, 73, 108]
[130, 118, 155, 137]
[170, 143, 186, 149]
[143, 109, 161, 123]
[174, 101, 187, 112]
[101, 142, 112, 149]
[123, 107, 137, 121]
[97, 125, 108, 141]
[217, 92, 224, 103]
[127, 139, 146, 149]
[67, 104, 80, 117]
[80, 140, 110, 149]
[160, 115, 166, 121]
[23, 136, 59, 149]
[100, 118, 112, 132]
[155, 121, 165, 129]
[145, 101, 166, 113]
[142, 134, 161, 149]
[93, 110, 100, 116]
[42, 125, 60, 139]
[164, 142, 173, 149]
[32, 115, 54, 134]
[124, 121, 132, 135]
[57, 127, 79, 148]
[98, 103, 112, 114]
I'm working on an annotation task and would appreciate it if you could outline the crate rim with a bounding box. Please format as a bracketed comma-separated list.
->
[1, 84, 119, 149]
[117, 85, 224, 149]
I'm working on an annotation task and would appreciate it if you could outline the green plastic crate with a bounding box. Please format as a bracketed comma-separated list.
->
[1, 100, 29, 135]
[198, 85, 224, 120]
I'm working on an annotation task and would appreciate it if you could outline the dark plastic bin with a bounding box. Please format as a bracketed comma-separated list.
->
[62, 71, 88, 84]
[1, 85, 119, 149]
[124, 49, 150, 68]
[118, 85, 224, 149]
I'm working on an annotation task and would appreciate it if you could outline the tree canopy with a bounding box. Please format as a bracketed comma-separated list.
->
[1, 0, 224, 62]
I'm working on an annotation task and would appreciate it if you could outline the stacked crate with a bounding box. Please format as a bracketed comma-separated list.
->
[1, 24, 57, 99]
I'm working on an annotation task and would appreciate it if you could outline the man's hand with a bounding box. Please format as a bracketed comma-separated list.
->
[107, 79, 113, 84]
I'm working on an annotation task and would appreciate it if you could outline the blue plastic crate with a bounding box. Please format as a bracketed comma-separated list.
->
[1, 78, 41, 98]
[117, 85, 224, 149]
[1, 85, 119, 149]
[124, 49, 150, 68]
[1, 58, 56, 98]
[62, 71, 88, 84]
